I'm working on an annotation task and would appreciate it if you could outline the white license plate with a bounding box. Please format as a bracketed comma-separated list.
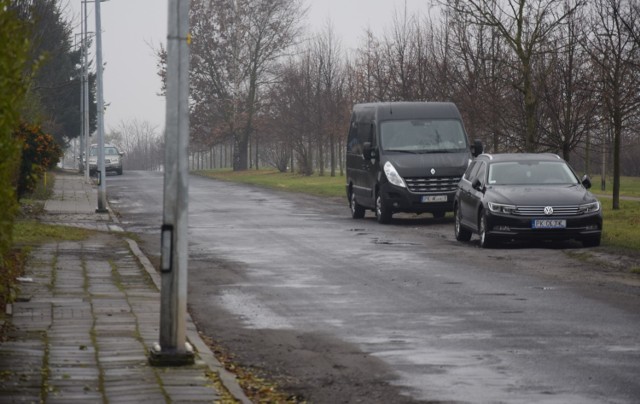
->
[422, 195, 447, 203]
[532, 219, 566, 229]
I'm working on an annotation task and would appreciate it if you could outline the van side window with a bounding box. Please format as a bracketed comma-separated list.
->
[347, 120, 359, 154]
[357, 122, 372, 146]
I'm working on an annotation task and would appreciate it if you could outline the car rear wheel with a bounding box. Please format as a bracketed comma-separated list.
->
[479, 211, 495, 248]
[376, 193, 392, 224]
[454, 206, 472, 242]
[350, 191, 365, 219]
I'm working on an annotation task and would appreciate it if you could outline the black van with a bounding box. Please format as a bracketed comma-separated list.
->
[346, 102, 482, 223]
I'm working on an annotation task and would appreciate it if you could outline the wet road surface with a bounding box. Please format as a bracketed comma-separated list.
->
[107, 171, 640, 403]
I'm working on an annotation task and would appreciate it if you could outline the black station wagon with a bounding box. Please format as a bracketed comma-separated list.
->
[453, 153, 602, 248]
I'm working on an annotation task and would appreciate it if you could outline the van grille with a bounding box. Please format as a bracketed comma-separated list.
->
[404, 176, 461, 194]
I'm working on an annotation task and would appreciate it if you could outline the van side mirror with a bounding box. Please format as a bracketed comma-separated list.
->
[471, 139, 483, 157]
[362, 142, 376, 160]
[581, 174, 592, 189]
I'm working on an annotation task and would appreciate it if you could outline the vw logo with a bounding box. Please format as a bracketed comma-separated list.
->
[544, 206, 554, 215]
[430, 168, 436, 175]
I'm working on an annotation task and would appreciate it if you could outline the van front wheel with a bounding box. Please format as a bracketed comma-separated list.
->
[376, 194, 392, 224]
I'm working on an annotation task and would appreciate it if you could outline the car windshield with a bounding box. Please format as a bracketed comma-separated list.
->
[488, 161, 579, 185]
[89, 147, 119, 156]
[380, 119, 467, 153]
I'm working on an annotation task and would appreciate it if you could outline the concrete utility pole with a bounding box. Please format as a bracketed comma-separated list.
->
[83, 0, 90, 182]
[77, 31, 84, 174]
[95, 0, 107, 213]
[150, 0, 194, 366]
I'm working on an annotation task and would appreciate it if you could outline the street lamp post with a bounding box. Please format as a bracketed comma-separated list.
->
[149, 0, 194, 366]
[94, 0, 107, 213]
[82, 0, 90, 182]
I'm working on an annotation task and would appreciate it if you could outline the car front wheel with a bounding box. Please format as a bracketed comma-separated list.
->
[478, 211, 495, 248]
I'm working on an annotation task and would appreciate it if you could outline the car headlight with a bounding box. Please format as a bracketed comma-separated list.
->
[488, 202, 516, 214]
[578, 201, 600, 214]
[383, 161, 406, 188]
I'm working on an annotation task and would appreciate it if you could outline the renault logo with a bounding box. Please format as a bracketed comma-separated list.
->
[544, 206, 554, 215]
[430, 168, 436, 175]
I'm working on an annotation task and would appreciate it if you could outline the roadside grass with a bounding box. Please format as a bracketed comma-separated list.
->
[590, 175, 640, 198]
[195, 168, 345, 198]
[195, 168, 640, 252]
[1, 172, 92, 325]
[12, 221, 94, 245]
[600, 200, 640, 250]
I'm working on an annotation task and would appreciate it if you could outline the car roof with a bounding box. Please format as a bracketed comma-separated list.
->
[477, 153, 564, 163]
[90, 143, 119, 148]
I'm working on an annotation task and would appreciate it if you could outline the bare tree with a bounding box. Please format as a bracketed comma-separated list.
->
[445, 7, 515, 152]
[538, 3, 597, 163]
[108, 119, 163, 171]
[586, 0, 640, 209]
[443, 0, 584, 151]
[188, 0, 305, 171]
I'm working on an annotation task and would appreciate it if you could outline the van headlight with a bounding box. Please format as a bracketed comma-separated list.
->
[383, 161, 406, 188]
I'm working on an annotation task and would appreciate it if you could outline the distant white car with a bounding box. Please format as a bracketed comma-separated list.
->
[89, 144, 124, 176]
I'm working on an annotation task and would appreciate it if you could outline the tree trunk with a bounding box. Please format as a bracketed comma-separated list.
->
[612, 108, 622, 210]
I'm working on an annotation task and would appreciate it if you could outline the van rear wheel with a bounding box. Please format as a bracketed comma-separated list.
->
[350, 192, 365, 219]
[376, 194, 392, 224]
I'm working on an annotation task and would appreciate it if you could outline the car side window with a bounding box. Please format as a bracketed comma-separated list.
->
[464, 161, 480, 181]
[475, 163, 487, 186]
[463, 161, 478, 181]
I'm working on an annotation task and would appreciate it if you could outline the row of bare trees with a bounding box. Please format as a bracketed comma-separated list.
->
[160, 0, 639, 208]
[108, 120, 164, 171]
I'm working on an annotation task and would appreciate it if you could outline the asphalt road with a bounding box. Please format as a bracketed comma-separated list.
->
[107, 170, 640, 403]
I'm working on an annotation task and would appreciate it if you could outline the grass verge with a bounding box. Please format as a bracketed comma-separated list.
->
[195, 169, 345, 198]
[13, 221, 94, 245]
[591, 175, 640, 198]
[1, 171, 92, 333]
[195, 169, 640, 252]
[600, 200, 640, 250]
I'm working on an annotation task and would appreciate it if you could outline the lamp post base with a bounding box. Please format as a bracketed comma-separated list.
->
[148, 342, 195, 367]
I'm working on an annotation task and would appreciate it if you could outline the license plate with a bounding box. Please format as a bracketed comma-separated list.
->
[532, 219, 566, 229]
[422, 195, 447, 203]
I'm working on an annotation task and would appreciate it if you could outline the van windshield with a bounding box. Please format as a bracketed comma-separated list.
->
[380, 119, 468, 153]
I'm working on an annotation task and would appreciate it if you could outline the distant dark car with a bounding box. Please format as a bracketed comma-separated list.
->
[453, 153, 602, 248]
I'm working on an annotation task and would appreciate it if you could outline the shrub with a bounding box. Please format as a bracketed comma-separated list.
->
[14, 123, 62, 199]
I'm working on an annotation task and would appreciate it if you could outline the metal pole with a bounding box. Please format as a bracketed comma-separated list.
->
[79, 24, 84, 174]
[95, 0, 107, 212]
[150, 0, 193, 366]
[83, 0, 90, 182]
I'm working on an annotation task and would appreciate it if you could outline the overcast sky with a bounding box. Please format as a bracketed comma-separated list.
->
[64, 0, 432, 134]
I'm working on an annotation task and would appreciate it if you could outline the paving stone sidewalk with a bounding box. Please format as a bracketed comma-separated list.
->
[0, 172, 250, 403]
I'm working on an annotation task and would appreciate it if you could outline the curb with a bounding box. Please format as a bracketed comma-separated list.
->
[124, 238, 252, 404]
[116, 205, 252, 404]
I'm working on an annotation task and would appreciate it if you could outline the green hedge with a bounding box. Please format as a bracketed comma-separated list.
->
[0, 2, 32, 268]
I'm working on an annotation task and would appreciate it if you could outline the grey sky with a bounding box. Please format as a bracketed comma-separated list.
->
[65, 0, 431, 134]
